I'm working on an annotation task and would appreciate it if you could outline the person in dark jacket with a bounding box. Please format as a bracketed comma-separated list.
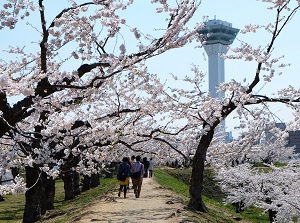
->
[117, 157, 130, 198]
[142, 157, 150, 178]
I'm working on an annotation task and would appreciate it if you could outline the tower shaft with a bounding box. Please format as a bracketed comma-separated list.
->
[204, 43, 228, 99]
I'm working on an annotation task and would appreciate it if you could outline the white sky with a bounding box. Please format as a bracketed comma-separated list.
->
[1, 0, 300, 137]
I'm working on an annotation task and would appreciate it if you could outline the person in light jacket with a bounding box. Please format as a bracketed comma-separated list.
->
[131, 155, 144, 198]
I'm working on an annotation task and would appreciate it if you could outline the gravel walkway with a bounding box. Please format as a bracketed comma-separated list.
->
[72, 177, 194, 223]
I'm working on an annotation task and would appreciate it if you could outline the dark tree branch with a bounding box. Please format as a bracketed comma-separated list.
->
[118, 140, 157, 155]
[250, 95, 300, 105]
[48, 2, 96, 31]
[76, 62, 110, 78]
[138, 124, 188, 138]
[152, 137, 187, 159]
[96, 108, 141, 121]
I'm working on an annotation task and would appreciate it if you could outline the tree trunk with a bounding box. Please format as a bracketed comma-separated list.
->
[23, 166, 43, 223]
[0, 176, 4, 202]
[268, 209, 277, 223]
[42, 173, 55, 210]
[11, 167, 19, 178]
[188, 128, 214, 211]
[73, 172, 80, 196]
[82, 175, 91, 192]
[62, 171, 80, 200]
[62, 171, 75, 200]
[90, 173, 100, 188]
[40, 173, 46, 215]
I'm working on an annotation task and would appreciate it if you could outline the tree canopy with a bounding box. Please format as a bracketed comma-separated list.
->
[1, 0, 300, 222]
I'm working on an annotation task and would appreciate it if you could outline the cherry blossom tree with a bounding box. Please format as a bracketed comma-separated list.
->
[204, 114, 298, 221]
[159, 0, 300, 212]
[247, 134, 295, 165]
[215, 162, 300, 222]
[206, 116, 296, 168]
[0, 0, 202, 222]
[1, 0, 300, 222]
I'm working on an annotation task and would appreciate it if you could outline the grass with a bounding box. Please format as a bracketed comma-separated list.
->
[0, 177, 117, 223]
[40, 177, 117, 223]
[154, 169, 189, 197]
[155, 169, 240, 222]
[154, 168, 270, 223]
[160, 167, 225, 202]
[238, 206, 270, 223]
[0, 193, 25, 223]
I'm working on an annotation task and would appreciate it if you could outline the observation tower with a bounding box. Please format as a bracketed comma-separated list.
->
[199, 19, 239, 99]
[199, 19, 239, 135]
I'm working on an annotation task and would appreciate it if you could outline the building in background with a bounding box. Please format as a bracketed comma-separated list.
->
[199, 19, 239, 100]
[287, 130, 300, 154]
[198, 18, 239, 139]
[225, 131, 233, 143]
[263, 122, 300, 154]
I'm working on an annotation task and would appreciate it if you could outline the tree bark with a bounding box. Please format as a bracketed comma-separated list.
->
[188, 128, 214, 211]
[62, 171, 80, 200]
[268, 209, 277, 223]
[73, 172, 80, 196]
[62, 171, 75, 200]
[0, 176, 4, 202]
[11, 167, 19, 178]
[82, 175, 91, 192]
[90, 173, 100, 188]
[23, 166, 42, 223]
[42, 173, 55, 210]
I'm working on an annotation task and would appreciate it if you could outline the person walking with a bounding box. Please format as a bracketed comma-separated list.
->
[126, 156, 132, 190]
[142, 157, 150, 178]
[131, 155, 144, 198]
[130, 155, 136, 165]
[148, 158, 154, 178]
[129, 155, 136, 189]
[117, 157, 130, 198]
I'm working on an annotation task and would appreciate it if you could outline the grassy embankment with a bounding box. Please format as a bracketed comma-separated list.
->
[154, 168, 270, 223]
[0, 177, 117, 223]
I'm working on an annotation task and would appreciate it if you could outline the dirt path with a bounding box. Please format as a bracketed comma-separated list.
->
[71, 177, 195, 223]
